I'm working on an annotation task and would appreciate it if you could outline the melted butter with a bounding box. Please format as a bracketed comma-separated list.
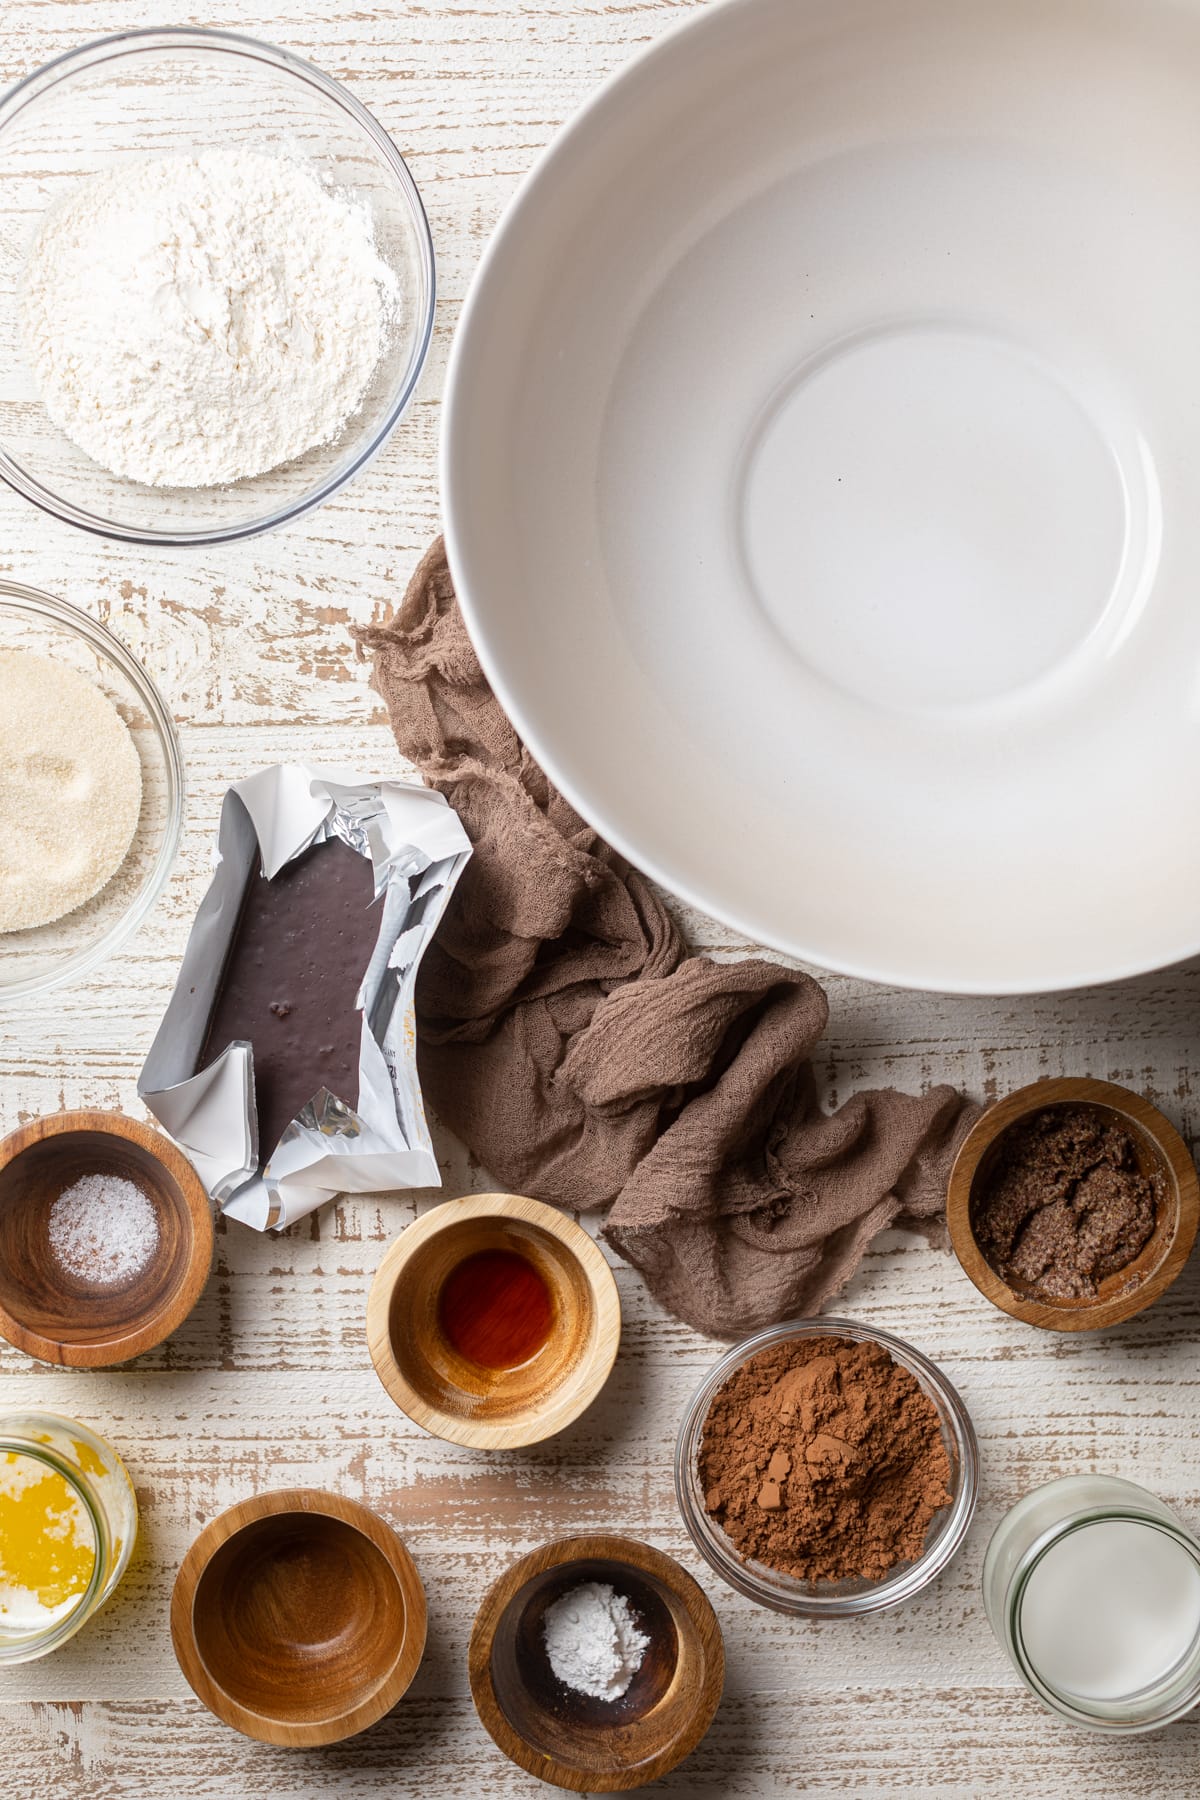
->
[0, 1450, 96, 1629]
[71, 1439, 107, 1479]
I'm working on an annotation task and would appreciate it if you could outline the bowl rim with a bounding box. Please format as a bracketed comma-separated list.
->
[169, 1486, 427, 1746]
[0, 1434, 108, 1662]
[946, 1075, 1200, 1331]
[0, 25, 436, 546]
[0, 1109, 214, 1366]
[0, 581, 184, 1001]
[467, 1530, 725, 1793]
[366, 1192, 622, 1449]
[673, 1315, 979, 1616]
[440, 0, 1200, 998]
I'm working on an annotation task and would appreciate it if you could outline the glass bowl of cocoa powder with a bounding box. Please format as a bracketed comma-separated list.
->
[674, 1318, 978, 1616]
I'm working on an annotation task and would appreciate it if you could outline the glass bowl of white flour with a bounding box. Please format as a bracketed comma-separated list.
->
[0, 29, 435, 543]
[0, 582, 183, 1000]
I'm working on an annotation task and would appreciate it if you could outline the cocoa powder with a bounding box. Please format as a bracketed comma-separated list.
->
[698, 1335, 952, 1583]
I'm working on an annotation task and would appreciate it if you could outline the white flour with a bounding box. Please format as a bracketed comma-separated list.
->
[20, 149, 399, 488]
[542, 1580, 650, 1701]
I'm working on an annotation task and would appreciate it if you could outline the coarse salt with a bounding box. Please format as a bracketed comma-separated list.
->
[542, 1580, 650, 1701]
[47, 1174, 159, 1287]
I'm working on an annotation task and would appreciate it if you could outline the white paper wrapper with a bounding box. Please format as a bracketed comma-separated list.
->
[139, 763, 471, 1230]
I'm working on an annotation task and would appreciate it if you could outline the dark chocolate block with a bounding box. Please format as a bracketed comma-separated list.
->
[200, 837, 382, 1156]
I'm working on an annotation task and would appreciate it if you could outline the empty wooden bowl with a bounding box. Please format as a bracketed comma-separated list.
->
[947, 1077, 1199, 1331]
[0, 1109, 214, 1366]
[469, 1533, 724, 1793]
[171, 1489, 427, 1746]
[367, 1193, 621, 1449]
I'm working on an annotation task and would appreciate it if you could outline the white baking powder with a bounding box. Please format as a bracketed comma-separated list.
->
[542, 1580, 650, 1701]
[20, 149, 399, 488]
[48, 1175, 160, 1287]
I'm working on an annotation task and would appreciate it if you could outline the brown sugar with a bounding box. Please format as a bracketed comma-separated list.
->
[971, 1104, 1161, 1303]
[698, 1335, 952, 1584]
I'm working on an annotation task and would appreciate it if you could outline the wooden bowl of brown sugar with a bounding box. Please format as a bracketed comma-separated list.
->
[947, 1077, 1200, 1332]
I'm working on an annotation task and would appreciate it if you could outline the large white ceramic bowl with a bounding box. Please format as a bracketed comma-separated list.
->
[443, 0, 1200, 996]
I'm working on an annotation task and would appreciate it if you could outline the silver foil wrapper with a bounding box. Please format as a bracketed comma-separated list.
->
[138, 762, 471, 1229]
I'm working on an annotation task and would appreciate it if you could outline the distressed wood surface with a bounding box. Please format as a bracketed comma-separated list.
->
[3, 1, 1200, 1794]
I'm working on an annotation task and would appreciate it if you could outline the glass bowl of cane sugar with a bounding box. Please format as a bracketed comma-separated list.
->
[674, 1317, 979, 1617]
[0, 583, 183, 1001]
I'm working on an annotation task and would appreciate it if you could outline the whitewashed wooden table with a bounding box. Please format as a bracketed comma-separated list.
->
[3, 2, 1200, 1794]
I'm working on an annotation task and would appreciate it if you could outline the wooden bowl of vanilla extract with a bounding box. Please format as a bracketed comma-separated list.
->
[366, 1193, 621, 1449]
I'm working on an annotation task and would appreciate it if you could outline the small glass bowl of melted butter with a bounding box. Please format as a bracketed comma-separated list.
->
[0, 1410, 137, 1661]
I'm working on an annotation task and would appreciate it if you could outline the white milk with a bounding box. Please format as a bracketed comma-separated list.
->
[1018, 1518, 1200, 1702]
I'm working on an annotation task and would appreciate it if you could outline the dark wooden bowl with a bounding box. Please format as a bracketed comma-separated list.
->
[469, 1534, 724, 1792]
[171, 1489, 427, 1746]
[0, 1110, 214, 1366]
[367, 1194, 621, 1449]
[947, 1076, 1200, 1331]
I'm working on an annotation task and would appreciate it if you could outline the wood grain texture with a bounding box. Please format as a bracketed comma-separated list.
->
[367, 1194, 622, 1449]
[171, 1488, 427, 1746]
[1, 0, 1200, 1795]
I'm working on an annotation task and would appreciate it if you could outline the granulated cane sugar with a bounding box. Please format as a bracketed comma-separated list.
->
[48, 1175, 159, 1287]
[0, 649, 142, 934]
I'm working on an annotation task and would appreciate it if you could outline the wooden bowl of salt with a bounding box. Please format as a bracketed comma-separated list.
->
[0, 1109, 213, 1366]
[469, 1533, 724, 1792]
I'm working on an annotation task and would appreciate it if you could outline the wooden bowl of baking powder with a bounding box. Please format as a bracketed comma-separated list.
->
[469, 1533, 723, 1793]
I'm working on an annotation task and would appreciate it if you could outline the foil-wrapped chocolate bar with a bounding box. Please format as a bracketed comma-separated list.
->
[139, 763, 471, 1229]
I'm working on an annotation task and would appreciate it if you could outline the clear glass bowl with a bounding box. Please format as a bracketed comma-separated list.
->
[983, 1475, 1200, 1732]
[0, 582, 184, 1000]
[0, 28, 435, 544]
[674, 1317, 979, 1616]
[0, 1410, 138, 1663]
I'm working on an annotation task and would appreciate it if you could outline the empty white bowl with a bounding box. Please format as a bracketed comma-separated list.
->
[444, 0, 1200, 995]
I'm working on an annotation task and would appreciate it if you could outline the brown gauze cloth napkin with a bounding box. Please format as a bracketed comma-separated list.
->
[357, 539, 979, 1338]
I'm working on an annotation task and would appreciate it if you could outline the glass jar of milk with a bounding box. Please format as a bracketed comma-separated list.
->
[984, 1474, 1200, 1731]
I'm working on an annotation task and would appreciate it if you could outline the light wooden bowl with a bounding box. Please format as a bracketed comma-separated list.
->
[469, 1533, 724, 1792]
[947, 1077, 1199, 1331]
[171, 1489, 427, 1747]
[0, 1109, 214, 1366]
[367, 1193, 621, 1450]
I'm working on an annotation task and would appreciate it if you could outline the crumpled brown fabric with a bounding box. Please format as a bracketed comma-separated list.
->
[356, 538, 980, 1338]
